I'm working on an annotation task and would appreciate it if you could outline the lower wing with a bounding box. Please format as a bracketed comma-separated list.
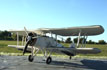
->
[8, 45, 32, 52]
[46, 47, 101, 56]
[8, 45, 101, 56]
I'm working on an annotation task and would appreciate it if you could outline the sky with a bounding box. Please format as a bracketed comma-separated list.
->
[0, 0, 107, 42]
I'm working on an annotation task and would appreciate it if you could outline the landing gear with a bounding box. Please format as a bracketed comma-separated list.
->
[69, 56, 72, 60]
[46, 56, 52, 64]
[28, 55, 34, 62]
[42, 49, 53, 64]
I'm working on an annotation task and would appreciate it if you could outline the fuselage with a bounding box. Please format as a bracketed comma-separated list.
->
[34, 36, 64, 49]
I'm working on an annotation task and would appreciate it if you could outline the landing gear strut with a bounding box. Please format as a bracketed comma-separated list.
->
[69, 56, 72, 60]
[46, 56, 52, 64]
[28, 55, 34, 62]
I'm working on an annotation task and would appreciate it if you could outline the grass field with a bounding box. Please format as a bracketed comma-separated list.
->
[0, 40, 107, 57]
[0, 40, 22, 53]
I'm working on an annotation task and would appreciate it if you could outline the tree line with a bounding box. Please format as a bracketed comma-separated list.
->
[0, 31, 106, 44]
[64, 37, 107, 45]
[0, 31, 22, 40]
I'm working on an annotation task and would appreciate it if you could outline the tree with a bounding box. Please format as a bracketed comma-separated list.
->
[0, 31, 3, 39]
[11, 33, 17, 40]
[0, 31, 12, 40]
[73, 38, 78, 43]
[80, 38, 86, 44]
[87, 40, 95, 44]
[98, 40, 106, 44]
[73, 37, 86, 44]
[2, 31, 11, 40]
[65, 37, 72, 43]
[11, 33, 22, 41]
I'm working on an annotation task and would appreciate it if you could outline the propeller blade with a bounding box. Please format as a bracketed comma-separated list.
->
[24, 27, 28, 36]
[23, 41, 30, 55]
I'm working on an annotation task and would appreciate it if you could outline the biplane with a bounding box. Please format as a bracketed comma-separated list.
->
[8, 25, 104, 64]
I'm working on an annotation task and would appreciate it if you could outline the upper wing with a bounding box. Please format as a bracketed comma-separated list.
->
[8, 25, 104, 36]
[8, 30, 43, 36]
[8, 30, 30, 36]
[38, 25, 104, 36]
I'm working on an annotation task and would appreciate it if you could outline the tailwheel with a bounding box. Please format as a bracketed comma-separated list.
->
[69, 56, 72, 60]
[46, 56, 52, 64]
[28, 55, 34, 62]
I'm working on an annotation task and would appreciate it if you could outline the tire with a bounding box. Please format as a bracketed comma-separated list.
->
[46, 57, 52, 64]
[28, 55, 34, 62]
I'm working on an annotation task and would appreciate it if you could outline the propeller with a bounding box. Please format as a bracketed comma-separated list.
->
[23, 27, 35, 55]
[24, 27, 28, 36]
[23, 40, 30, 55]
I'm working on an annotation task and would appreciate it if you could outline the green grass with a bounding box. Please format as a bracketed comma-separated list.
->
[0, 40, 107, 57]
[0, 40, 22, 53]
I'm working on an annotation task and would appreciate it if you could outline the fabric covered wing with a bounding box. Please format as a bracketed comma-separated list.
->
[8, 30, 30, 36]
[38, 25, 104, 36]
[8, 45, 32, 52]
[46, 47, 76, 56]
[8, 30, 45, 36]
[46, 47, 101, 56]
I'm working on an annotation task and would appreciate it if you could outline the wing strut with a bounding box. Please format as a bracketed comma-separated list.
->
[83, 36, 88, 48]
[17, 32, 19, 47]
[81, 36, 88, 48]
[55, 34, 57, 47]
[77, 31, 81, 47]
[22, 35, 24, 46]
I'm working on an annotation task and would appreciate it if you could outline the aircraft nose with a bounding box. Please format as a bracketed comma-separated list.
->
[27, 36, 32, 41]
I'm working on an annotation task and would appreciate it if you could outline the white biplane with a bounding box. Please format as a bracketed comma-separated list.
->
[8, 25, 104, 64]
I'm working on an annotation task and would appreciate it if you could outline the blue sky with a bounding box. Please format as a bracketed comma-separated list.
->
[0, 0, 107, 42]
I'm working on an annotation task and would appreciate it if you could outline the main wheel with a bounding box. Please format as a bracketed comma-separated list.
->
[28, 55, 34, 62]
[46, 56, 52, 64]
